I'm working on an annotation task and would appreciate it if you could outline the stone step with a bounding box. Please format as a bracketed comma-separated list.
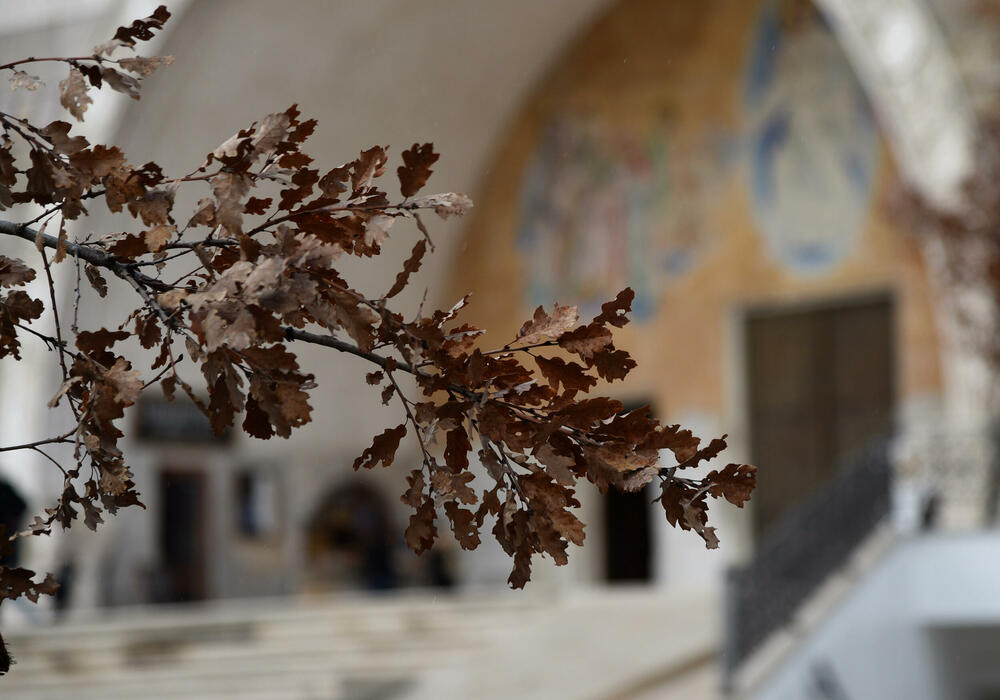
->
[7, 638, 469, 679]
[2, 661, 343, 700]
[9, 616, 510, 659]
[3, 592, 540, 698]
[6, 596, 538, 644]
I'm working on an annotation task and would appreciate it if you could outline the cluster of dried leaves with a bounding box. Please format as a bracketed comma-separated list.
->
[0, 4, 755, 658]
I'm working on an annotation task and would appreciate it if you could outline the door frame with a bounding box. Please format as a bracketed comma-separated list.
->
[158, 466, 210, 601]
[727, 288, 897, 549]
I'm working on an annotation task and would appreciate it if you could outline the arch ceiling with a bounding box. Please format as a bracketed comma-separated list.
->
[817, 0, 976, 209]
[2, 0, 971, 209]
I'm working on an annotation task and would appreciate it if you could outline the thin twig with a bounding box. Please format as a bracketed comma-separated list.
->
[0, 431, 75, 454]
[0, 55, 113, 71]
[38, 240, 69, 381]
[0, 219, 170, 291]
[72, 248, 82, 333]
[284, 328, 420, 376]
[141, 362, 175, 390]
[485, 340, 558, 356]
[386, 369, 434, 472]
[30, 447, 68, 477]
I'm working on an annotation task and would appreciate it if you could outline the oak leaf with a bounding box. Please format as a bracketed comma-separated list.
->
[534, 444, 577, 486]
[385, 238, 426, 299]
[58, 68, 92, 121]
[407, 192, 473, 218]
[706, 463, 757, 507]
[143, 223, 174, 252]
[558, 322, 613, 362]
[398, 142, 439, 198]
[9, 70, 42, 91]
[69, 145, 125, 180]
[40, 121, 88, 156]
[678, 435, 729, 469]
[592, 348, 636, 382]
[1, 291, 43, 322]
[212, 172, 250, 235]
[127, 187, 174, 226]
[242, 396, 274, 439]
[75, 328, 129, 357]
[508, 548, 532, 589]
[431, 469, 477, 505]
[110, 5, 171, 47]
[118, 55, 174, 77]
[104, 358, 142, 406]
[401, 470, 426, 508]
[354, 424, 407, 470]
[444, 501, 480, 550]
[85, 264, 108, 297]
[0, 257, 35, 287]
[535, 355, 597, 392]
[48, 376, 84, 408]
[516, 303, 579, 346]
[444, 428, 472, 473]
[404, 499, 437, 554]
[593, 287, 635, 328]
[350, 146, 388, 191]
[100, 68, 141, 99]
[548, 508, 585, 546]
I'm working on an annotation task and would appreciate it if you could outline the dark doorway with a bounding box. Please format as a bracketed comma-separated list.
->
[603, 402, 654, 583]
[159, 469, 208, 602]
[0, 477, 26, 567]
[746, 296, 895, 539]
[604, 484, 652, 583]
[307, 482, 400, 591]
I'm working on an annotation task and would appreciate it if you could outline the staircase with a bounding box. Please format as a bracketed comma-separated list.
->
[2, 586, 722, 700]
[1, 592, 546, 700]
[723, 443, 893, 692]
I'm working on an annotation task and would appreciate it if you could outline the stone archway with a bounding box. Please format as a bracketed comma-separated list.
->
[815, 0, 977, 209]
[817, 0, 1000, 526]
[305, 481, 400, 591]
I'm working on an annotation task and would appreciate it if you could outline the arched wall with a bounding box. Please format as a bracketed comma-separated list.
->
[452, 0, 944, 420]
[0, 0, 978, 599]
[101, 0, 975, 589]
[91, 0, 619, 595]
[448, 0, 955, 576]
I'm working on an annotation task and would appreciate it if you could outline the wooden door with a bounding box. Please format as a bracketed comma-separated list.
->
[747, 297, 894, 538]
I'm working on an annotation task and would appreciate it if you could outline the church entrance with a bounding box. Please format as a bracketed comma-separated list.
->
[306, 482, 399, 591]
[746, 295, 895, 539]
[158, 469, 208, 602]
[603, 402, 655, 583]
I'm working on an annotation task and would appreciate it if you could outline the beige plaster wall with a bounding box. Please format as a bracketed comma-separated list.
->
[452, 0, 942, 429]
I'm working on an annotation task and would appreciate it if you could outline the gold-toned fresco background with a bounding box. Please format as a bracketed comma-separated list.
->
[451, 0, 941, 425]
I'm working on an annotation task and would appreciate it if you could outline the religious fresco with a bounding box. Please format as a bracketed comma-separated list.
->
[455, 0, 941, 447]
[514, 0, 881, 322]
[516, 118, 729, 320]
[743, 0, 879, 274]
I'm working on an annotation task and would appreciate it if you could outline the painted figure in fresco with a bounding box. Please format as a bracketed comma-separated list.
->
[744, 0, 878, 274]
[517, 118, 724, 321]
[517, 120, 649, 319]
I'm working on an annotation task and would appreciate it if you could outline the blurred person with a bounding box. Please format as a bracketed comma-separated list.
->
[0, 476, 26, 568]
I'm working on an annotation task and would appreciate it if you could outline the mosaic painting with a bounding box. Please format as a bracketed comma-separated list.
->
[517, 118, 727, 320]
[743, 0, 878, 273]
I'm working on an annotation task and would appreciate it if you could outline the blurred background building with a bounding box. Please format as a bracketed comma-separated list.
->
[1, 0, 1000, 698]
